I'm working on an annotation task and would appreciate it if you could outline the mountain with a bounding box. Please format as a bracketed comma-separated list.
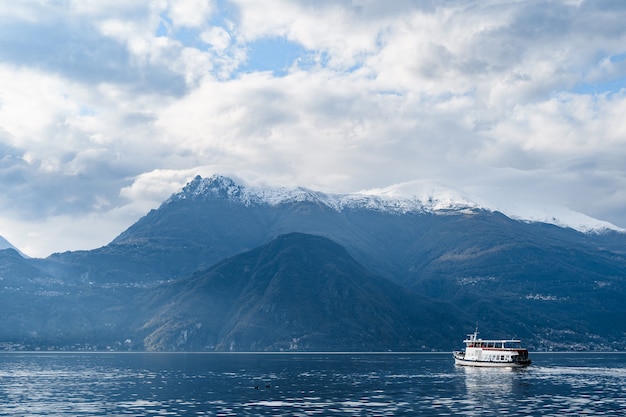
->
[45, 175, 626, 287]
[402, 215, 626, 347]
[4, 174, 626, 350]
[0, 247, 139, 349]
[137, 233, 467, 351]
[115, 175, 626, 349]
[48, 174, 485, 284]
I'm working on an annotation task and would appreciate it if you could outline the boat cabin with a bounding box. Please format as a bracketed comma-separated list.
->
[466, 340, 523, 349]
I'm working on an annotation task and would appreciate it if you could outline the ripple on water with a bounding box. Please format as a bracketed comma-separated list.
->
[1, 353, 626, 416]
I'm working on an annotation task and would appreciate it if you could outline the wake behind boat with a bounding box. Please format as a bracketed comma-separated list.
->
[453, 328, 531, 367]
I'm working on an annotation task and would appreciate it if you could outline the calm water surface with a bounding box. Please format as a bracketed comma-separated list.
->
[1, 352, 625, 416]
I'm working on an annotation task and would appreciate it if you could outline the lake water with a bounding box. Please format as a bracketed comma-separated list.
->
[1, 352, 625, 416]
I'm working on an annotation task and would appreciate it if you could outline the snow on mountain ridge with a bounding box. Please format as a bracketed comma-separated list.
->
[168, 175, 625, 233]
[169, 174, 479, 214]
[497, 204, 626, 234]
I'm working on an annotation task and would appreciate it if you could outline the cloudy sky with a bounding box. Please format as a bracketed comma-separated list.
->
[1, 0, 626, 257]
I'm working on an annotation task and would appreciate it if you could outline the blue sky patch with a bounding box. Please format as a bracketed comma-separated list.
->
[242, 37, 309, 76]
[572, 77, 626, 95]
[572, 53, 626, 95]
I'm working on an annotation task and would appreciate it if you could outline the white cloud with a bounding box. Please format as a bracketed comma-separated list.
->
[486, 92, 626, 163]
[0, 67, 72, 143]
[201, 26, 231, 52]
[232, 0, 385, 69]
[167, 0, 215, 28]
[119, 168, 200, 210]
[2, 0, 626, 256]
[67, 0, 154, 17]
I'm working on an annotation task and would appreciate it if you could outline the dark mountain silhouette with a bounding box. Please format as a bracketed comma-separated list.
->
[137, 233, 466, 351]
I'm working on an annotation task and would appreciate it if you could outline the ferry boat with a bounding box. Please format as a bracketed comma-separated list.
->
[453, 328, 531, 367]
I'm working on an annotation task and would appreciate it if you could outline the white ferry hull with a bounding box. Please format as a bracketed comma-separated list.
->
[453, 355, 531, 368]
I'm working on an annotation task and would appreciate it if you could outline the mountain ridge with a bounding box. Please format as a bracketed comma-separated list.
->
[166, 174, 483, 214]
[166, 174, 624, 234]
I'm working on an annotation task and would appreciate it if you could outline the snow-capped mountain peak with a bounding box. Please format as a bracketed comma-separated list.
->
[356, 179, 486, 212]
[180, 175, 244, 200]
[168, 174, 482, 214]
[168, 175, 624, 234]
[495, 203, 625, 234]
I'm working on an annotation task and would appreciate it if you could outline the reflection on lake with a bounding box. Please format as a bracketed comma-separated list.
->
[0, 352, 625, 416]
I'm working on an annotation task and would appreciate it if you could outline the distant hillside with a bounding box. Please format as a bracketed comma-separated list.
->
[0, 248, 139, 349]
[137, 233, 467, 351]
